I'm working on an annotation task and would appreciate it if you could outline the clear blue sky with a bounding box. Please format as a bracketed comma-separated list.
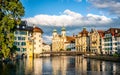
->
[21, 0, 101, 17]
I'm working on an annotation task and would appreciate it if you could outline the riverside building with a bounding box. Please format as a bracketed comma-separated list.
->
[14, 21, 44, 57]
[75, 27, 90, 52]
[89, 28, 100, 54]
[14, 21, 33, 57]
[102, 28, 120, 54]
[52, 26, 75, 51]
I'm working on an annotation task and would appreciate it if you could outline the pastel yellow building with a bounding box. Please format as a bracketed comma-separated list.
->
[89, 28, 100, 54]
[26, 39, 33, 57]
[75, 28, 89, 52]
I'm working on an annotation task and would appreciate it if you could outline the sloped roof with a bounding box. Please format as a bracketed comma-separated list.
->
[105, 28, 120, 36]
[79, 28, 89, 37]
[97, 30, 105, 37]
[33, 27, 43, 33]
[16, 21, 33, 31]
[65, 36, 75, 43]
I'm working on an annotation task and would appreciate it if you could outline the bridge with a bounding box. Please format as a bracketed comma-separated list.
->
[41, 51, 92, 56]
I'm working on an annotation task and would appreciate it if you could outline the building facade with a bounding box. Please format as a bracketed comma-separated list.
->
[14, 21, 44, 57]
[89, 28, 100, 54]
[75, 28, 89, 52]
[33, 26, 43, 57]
[42, 43, 51, 52]
[102, 28, 120, 54]
[52, 27, 75, 51]
[14, 21, 32, 57]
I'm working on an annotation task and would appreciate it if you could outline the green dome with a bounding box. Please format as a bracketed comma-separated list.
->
[53, 29, 57, 32]
[83, 27, 86, 30]
[62, 26, 66, 31]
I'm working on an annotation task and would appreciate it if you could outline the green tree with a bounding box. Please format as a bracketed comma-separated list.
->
[0, 0, 24, 58]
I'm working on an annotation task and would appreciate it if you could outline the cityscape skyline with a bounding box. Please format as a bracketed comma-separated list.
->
[21, 0, 120, 44]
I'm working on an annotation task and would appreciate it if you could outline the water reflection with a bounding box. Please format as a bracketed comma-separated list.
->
[0, 56, 120, 75]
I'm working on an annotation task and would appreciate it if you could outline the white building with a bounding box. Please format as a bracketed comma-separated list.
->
[102, 28, 120, 54]
[33, 26, 43, 57]
[14, 21, 32, 57]
[42, 43, 51, 52]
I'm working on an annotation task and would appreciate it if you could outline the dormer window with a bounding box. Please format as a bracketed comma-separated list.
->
[115, 30, 118, 33]
[17, 25, 19, 28]
[22, 26, 25, 29]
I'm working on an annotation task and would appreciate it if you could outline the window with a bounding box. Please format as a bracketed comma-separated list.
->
[17, 48, 20, 51]
[17, 42, 20, 46]
[14, 37, 17, 40]
[22, 37, 25, 40]
[20, 31, 27, 35]
[22, 48, 26, 51]
[21, 42, 26, 46]
[15, 31, 18, 34]
[105, 34, 112, 38]
[18, 37, 21, 40]
[14, 42, 16, 45]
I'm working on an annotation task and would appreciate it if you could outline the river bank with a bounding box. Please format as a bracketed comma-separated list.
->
[84, 55, 120, 62]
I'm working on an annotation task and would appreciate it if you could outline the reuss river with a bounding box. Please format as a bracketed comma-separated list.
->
[0, 56, 120, 75]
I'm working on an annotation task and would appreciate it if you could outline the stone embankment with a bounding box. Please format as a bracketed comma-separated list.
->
[84, 55, 120, 62]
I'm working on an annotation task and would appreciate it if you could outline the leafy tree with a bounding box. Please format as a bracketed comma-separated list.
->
[0, 0, 24, 58]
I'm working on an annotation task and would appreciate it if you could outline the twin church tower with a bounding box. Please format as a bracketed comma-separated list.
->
[52, 26, 75, 51]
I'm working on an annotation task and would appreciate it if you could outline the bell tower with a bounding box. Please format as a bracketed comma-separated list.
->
[61, 26, 66, 37]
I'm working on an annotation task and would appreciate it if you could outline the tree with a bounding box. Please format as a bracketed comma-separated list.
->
[0, 0, 24, 58]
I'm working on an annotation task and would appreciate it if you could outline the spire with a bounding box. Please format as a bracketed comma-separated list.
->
[61, 26, 66, 31]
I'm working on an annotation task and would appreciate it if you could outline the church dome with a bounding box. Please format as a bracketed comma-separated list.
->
[53, 29, 57, 32]
[62, 26, 66, 31]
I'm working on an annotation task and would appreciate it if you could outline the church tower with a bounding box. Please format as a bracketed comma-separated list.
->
[52, 28, 57, 38]
[61, 26, 66, 37]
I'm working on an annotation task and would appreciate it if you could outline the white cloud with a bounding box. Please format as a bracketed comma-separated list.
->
[43, 35, 52, 44]
[24, 9, 112, 26]
[88, 0, 120, 16]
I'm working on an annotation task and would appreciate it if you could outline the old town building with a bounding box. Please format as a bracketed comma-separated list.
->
[14, 21, 33, 57]
[89, 28, 100, 54]
[102, 28, 120, 54]
[75, 28, 89, 52]
[14, 21, 44, 57]
[33, 26, 43, 57]
[52, 27, 75, 51]
[42, 43, 51, 52]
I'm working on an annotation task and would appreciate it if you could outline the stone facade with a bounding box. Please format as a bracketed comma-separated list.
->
[75, 28, 89, 52]
[89, 28, 100, 54]
[52, 27, 75, 51]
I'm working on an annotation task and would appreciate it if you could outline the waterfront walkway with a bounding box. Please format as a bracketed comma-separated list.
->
[42, 51, 91, 56]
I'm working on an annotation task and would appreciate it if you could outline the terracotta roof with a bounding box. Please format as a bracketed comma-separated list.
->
[79, 28, 89, 37]
[33, 27, 43, 33]
[97, 30, 105, 37]
[65, 36, 75, 43]
[105, 28, 120, 36]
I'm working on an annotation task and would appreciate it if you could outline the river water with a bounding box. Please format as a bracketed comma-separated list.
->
[0, 56, 120, 75]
